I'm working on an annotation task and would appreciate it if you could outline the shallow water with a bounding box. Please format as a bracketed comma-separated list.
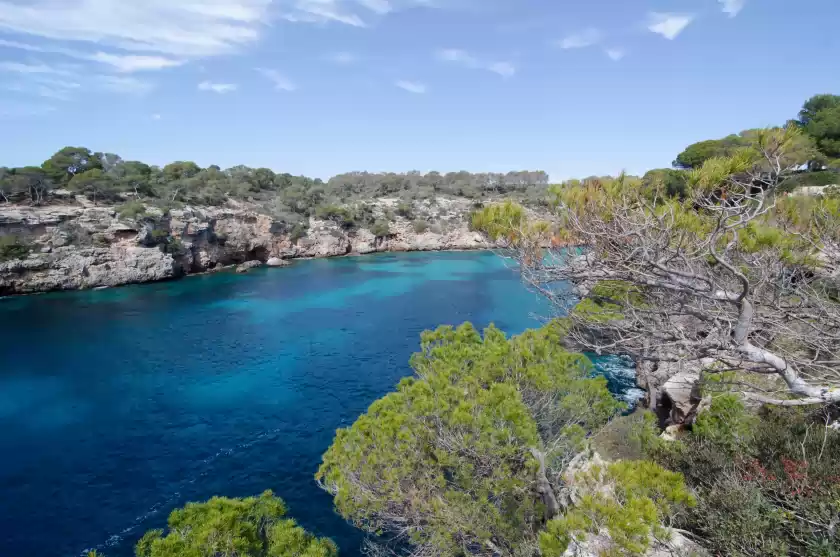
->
[0, 251, 638, 556]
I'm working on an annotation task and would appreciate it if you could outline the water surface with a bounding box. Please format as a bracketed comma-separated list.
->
[0, 251, 637, 556]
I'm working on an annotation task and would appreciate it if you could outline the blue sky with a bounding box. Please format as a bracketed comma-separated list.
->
[0, 0, 838, 181]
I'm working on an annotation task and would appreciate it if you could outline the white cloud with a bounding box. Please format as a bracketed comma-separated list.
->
[152, 113, 162, 120]
[98, 75, 155, 95]
[0, 60, 72, 75]
[719, 0, 746, 17]
[436, 48, 515, 79]
[648, 12, 694, 40]
[395, 80, 426, 94]
[198, 80, 239, 93]
[89, 53, 184, 73]
[357, 0, 392, 14]
[279, 0, 433, 28]
[280, 1, 367, 26]
[0, 0, 272, 58]
[438, 48, 478, 65]
[255, 68, 297, 91]
[326, 51, 357, 64]
[488, 61, 515, 78]
[555, 28, 602, 49]
[0, 38, 184, 72]
[605, 48, 625, 61]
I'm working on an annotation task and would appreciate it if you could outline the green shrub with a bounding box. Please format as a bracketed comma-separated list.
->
[316, 205, 356, 229]
[135, 491, 337, 557]
[0, 235, 31, 262]
[541, 460, 695, 557]
[412, 220, 430, 233]
[369, 220, 391, 238]
[290, 223, 308, 242]
[117, 200, 147, 220]
[692, 394, 755, 452]
[642, 403, 840, 556]
[396, 202, 413, 218]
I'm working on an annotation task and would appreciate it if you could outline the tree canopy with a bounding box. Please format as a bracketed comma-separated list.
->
[317, 321, 624, 557]
[134, 491, 337, 557]
[474, 126, 840, 408]
[798, 94, 840, 160]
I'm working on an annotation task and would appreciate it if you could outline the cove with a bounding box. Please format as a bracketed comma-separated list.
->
[0, 251, 638, 557]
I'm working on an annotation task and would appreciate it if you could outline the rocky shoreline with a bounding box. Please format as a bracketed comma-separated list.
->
[0, 197, 494, 296]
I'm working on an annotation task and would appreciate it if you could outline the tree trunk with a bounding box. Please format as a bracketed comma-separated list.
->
[530, 448, 560, 520]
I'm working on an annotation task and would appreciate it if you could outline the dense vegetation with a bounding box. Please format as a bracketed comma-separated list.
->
[89, 491, 336, 557]
[0, 149, 550, 235]
[643, 93, 840, 196]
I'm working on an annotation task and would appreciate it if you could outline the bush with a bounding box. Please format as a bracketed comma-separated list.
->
[135, 491, 337, 557]
[0, 235, 31, 261]
[369, 220, 391, 238]
[412, 220, 430, 233]
[396, 202, 413, 218]
[541, 460, 695, 557]
[290, 223, 308, 242]
[316, 205, 356, 229]
[117, 200, 147, 220]
[640, 404, 840, 556]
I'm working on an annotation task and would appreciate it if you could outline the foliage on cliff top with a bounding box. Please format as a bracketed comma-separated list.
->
[540, 460, 695, 557]
[317, 321, 623, 557]
[636, 399, 840, 557]
[134, 490, 337, 557]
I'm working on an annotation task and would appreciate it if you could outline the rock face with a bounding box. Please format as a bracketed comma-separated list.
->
[0, 197, 493, 296]
[637, 358, 710, 427]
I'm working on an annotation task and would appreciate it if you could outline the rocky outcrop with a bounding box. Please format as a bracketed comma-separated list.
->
[0, 197, 493, 296]
[236, 260, 263, 273]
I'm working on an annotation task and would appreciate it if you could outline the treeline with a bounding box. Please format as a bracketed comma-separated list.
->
[0, 150, 550, 217]
[638, 93, 840, 198]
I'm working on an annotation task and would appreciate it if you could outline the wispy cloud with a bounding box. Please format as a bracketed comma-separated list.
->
[487, 62, 516, 78]
[647, 13, 694, 40]
[89, 53, 184, 73]
[554, 28, 602, 49]
[395, 80, 427, 94]
[152, 113, 162, 120]
[357, 0, 392, 14]
[719, 0, 746, 17]
[279, 0, 438, 28]
[325, 51, 358, 64]
[255, 68, 297, 91]
[98, 76, 155, 95]
[0, 38, 184, 73]
[198, 81, 239, 94]
[436, 49, 516, 78]
[0, 60, 73, 75]
[605, 48, 626, 61]
[0, 1, 272, 58]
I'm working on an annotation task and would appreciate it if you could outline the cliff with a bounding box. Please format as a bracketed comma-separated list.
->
[0, 197, 491, 296]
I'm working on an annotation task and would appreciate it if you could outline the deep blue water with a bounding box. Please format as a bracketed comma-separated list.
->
[0, 251, 638, 557]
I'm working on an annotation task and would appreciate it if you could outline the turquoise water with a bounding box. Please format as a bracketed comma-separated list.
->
[0, 251, 638, 557]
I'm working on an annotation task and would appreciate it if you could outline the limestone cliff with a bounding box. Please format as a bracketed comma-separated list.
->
[0, 197, 491, 295]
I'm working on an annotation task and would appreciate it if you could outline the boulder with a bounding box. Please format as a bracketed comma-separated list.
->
[266, 257, 290, 267]
[660, 371, 701, 425]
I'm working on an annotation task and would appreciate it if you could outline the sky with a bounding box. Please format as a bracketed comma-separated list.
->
[0, 0, 838, 181]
